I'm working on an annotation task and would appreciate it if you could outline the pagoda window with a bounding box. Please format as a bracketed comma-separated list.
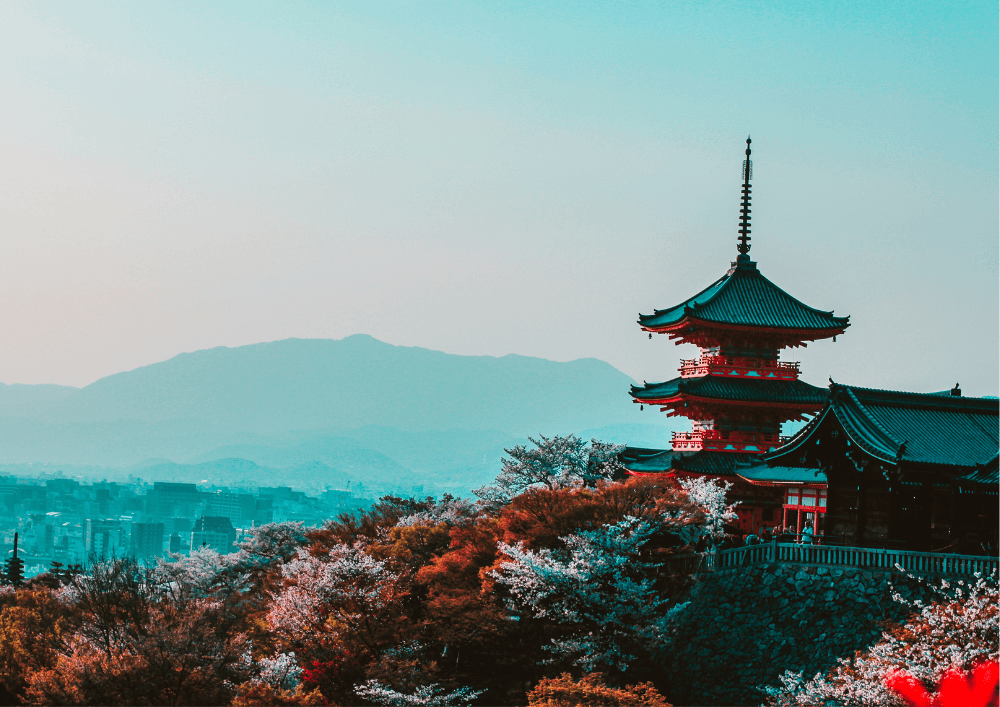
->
[818, 489, 828, 508]
[786, 489, 800, 505]
[801, 489, 817, 507]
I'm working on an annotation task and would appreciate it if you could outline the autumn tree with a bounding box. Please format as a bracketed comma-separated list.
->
[527, 672, 672, 707]
[0, 589, 76, 703]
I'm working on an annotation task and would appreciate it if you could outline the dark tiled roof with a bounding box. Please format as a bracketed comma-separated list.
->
[737, 465, 827, 484]
[638, 259, 850, 332]
[618, 447, 758, 477]
[959, 455, 999, 486]
[768, 384, 999, 470]
[631, 375, 828, 406]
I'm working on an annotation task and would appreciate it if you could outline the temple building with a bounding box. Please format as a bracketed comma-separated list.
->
[621, 138, 849, 532]
[621, 138, 999, 551]
[746, 383, 998, 554]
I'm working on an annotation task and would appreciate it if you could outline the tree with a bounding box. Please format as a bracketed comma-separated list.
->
[674, 476, 736, 543]
[527, 673, 672, 707]
[492, 517, 688, 674]
[24, 598, 250, 706]
[354, 679, 484, 706]
[268, 545, 409, 704]
[0, 589, 75, 703]
[474, 435, 625, 509]
[764, 574, 999, 706]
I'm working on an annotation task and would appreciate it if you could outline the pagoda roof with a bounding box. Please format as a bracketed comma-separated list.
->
[631, 375, 828, 407]
[766, 384, 1000, 471]
[638, 257, 849, 335]
[618, 447, 757, 477]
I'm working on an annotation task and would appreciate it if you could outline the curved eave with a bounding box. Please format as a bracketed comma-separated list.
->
[630, 392, 824, 411]
[640, 315, 849, 341]
[762, 407, 833, 462]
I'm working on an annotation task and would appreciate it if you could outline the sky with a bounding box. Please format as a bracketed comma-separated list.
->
[0, 1, 997, 397]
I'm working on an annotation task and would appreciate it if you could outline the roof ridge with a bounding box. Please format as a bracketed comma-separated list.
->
[838, 386, 905, 458]
[843, 386, 904, 445]
[839, 384, 1000, 410]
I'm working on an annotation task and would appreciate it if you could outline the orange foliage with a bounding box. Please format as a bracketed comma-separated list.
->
[0, 589, 75, 702]
[497, 476, 699, 552]
[415, 519, 508, 648]
[527, 672, 672, 706]
[233, 682, 329, 706]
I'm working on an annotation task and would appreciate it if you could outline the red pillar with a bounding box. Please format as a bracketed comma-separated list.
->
[796, 508, 803, 540]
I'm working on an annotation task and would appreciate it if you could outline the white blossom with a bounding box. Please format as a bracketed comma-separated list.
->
[267, 544, 401, 640]
[474, 435, 625, 508]
[239, 644, 303, 690]
[354, 680, 484, 706]
[676, 475, 737, 541]
[763, 573, 999, 706]
[397, 496, 478, 528]
[492, 516, 688, 671]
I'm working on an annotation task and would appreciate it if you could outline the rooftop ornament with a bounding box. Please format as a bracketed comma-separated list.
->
[737, 136, 752, 261]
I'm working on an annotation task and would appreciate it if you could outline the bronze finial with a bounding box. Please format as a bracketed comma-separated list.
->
[737, 136, 752, 256]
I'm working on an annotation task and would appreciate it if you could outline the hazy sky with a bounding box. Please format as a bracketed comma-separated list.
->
[1, 1, 997, 396]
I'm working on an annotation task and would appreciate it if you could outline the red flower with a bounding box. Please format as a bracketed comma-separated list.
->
[886, 661, 999, 707]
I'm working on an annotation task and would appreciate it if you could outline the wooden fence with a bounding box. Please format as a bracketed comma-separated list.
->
[659, 540, 999, 578]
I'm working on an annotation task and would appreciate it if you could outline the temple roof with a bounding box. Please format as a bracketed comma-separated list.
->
[638, 257, 850, 334]
[631, 375, 828, 407]
[959, 455, 998, 486]
[618, 447, 757, 477]
[736, 465, 827, 484]
[767, 384, 1000, 470]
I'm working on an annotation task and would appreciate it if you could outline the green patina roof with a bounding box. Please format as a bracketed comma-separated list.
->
[618, 448, 757, 477]
[631, 375, 828, 406]
[736, 465, 827, 484]
[768, 384, 1000, 470]
[638, 258, 850, 332]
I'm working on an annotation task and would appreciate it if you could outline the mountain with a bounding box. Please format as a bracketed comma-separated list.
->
[0, 336, 681, 491]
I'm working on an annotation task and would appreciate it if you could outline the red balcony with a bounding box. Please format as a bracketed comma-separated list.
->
[679, 356, 800, 380]
[671, 429, 791, 453]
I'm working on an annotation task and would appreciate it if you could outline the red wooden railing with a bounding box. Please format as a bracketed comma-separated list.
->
[671, 429, 791, 452]
[680, 356, 800, 380]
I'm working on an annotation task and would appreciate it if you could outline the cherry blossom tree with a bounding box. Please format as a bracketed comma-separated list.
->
[492, 517, 688, 673]
[675, 476, 736, 542]
[763, 574, 999, 706]
[354, 679, 484, 706]
[474, 435, 625, 508]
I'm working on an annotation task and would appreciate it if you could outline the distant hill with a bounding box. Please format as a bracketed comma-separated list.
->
[0, 336, 682, 491]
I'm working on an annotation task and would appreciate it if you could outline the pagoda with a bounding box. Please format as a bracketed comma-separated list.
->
[621, 138, 850, 532]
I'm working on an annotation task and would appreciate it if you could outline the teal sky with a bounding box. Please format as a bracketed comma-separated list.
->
[1, 1, 997, 396]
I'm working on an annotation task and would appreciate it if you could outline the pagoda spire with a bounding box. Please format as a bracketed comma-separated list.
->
[737, 136, 752, 256]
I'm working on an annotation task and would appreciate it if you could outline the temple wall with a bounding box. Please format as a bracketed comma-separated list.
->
[661, 563, 939, 706]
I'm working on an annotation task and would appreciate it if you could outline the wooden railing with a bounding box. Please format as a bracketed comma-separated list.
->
[658, 541, 999, 578]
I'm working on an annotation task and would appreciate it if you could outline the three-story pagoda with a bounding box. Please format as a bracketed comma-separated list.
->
[621, 138, 850, 531]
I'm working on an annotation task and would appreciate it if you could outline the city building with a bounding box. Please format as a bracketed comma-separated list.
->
[190, 516, 237, 553]
[84, 519, 125, 559]
[131, 521, 165, 558]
